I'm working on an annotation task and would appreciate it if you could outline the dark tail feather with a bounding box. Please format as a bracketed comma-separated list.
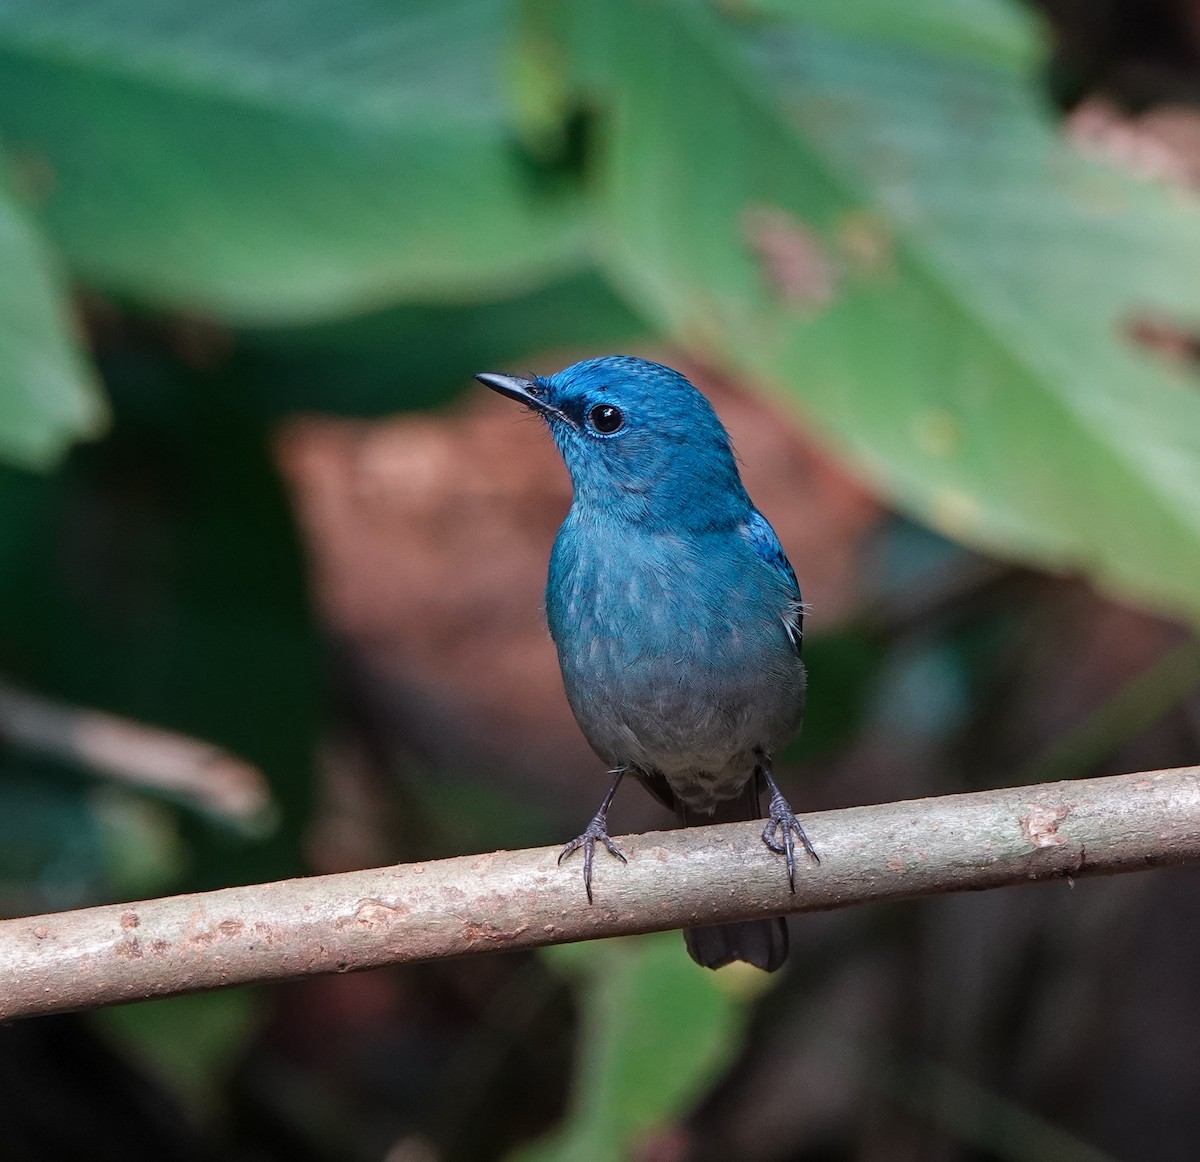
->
[677, 773, 790, 973]
[684, 917, 788, 972]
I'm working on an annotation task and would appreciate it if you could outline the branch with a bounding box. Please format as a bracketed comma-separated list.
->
[0, 679, 271, 825]
[2, 766, 1198, 1021]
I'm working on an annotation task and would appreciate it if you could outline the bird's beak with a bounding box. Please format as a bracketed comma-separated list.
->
[475, 372, 574, 426]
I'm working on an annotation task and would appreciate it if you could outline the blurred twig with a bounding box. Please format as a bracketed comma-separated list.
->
[0, 765, 1198, 1021]
[878, 1055, 1120, 1162]
[0, 679, 272, 826]
[1018, 638, 1200, 785]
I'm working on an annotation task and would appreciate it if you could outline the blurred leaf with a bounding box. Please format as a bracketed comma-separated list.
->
[0, 460, 59, 627]
[740, 0, 1044, 73]
[90, 787, 186, 899]
[415, 774, 558, 854]
[240, 269, 646, 416]
[557, 0, 1200, 628]
[0, 152, 105, 469]
[869, 636, 975, 742]
[512, 935, 751, 1162]
[0, 758, 103, 914]
[880, 1054, 1122, 1162]
[790, 630, 886, 759]
[0, 758, 182, 916]
[0, 0, 587, 322]
[1018, 636, 1200, 786]
[0, 356, 319, 891]
[94, 989, 265, 1111]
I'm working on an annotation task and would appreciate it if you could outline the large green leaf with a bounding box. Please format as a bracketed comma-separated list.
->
[557, 0, 1200, 627]
[0, 0, 587, 322]
[750, 0, 1044, 73]
[239, 269, 645, 416]
[0, 155, 104, 468]
[511, 935, 751, 1162]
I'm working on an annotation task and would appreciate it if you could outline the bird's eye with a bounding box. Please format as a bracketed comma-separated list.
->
[587, 403, 625, 435]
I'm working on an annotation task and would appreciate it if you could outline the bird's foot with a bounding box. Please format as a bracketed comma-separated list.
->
[559, 813, 627, 904]
[761, 789, 819, 892]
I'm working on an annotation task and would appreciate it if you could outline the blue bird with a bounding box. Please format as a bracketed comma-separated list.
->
[477, 356, 816, 971]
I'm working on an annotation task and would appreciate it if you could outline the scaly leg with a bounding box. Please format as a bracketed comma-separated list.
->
[559, 768, 628, 903]
[759, 763, 818, 892]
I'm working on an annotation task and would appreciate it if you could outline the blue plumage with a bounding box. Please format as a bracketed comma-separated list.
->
[477, 356, 816, 971]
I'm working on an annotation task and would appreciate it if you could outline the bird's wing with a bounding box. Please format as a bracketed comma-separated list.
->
[743, 509, 804, 650]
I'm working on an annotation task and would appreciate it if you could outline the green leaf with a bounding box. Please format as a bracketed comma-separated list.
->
[0, 759, 103, 913]
[739, 0, 1044, 74]
[878, 1054, 1123, 1162]
[93, 988, 265, 1110]
[0, 0, 587, 322]
[566, 0, 1200, 628]
[239, 269, 646, 416]
[0, 365, 320, 891]
[0, 154, 105, 469]
[511, 935, 753, 1162]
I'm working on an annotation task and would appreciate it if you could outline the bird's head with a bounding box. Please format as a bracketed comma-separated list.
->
[477, 356, 750, 526]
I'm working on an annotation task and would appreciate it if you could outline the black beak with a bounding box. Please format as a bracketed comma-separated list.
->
[475, 372, 574, 426]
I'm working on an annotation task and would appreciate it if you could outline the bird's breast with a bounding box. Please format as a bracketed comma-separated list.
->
[545, 517, 804, 804]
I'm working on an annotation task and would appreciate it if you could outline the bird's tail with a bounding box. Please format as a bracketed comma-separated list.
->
[679, 778, 788, 973]
[683, 916, 788, 972]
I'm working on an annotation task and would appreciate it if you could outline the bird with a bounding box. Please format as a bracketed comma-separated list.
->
[476, 356, 816, 972]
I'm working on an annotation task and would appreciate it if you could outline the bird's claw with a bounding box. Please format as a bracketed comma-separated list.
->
[761, 790, 818, 892]
[559, 813, 627, 904]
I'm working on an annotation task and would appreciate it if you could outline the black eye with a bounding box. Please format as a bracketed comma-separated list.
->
[587, 403, 625, 434]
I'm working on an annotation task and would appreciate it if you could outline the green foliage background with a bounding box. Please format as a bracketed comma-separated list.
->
[3, 0, 1199, 623]
[0, 0, 1197, 1159]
